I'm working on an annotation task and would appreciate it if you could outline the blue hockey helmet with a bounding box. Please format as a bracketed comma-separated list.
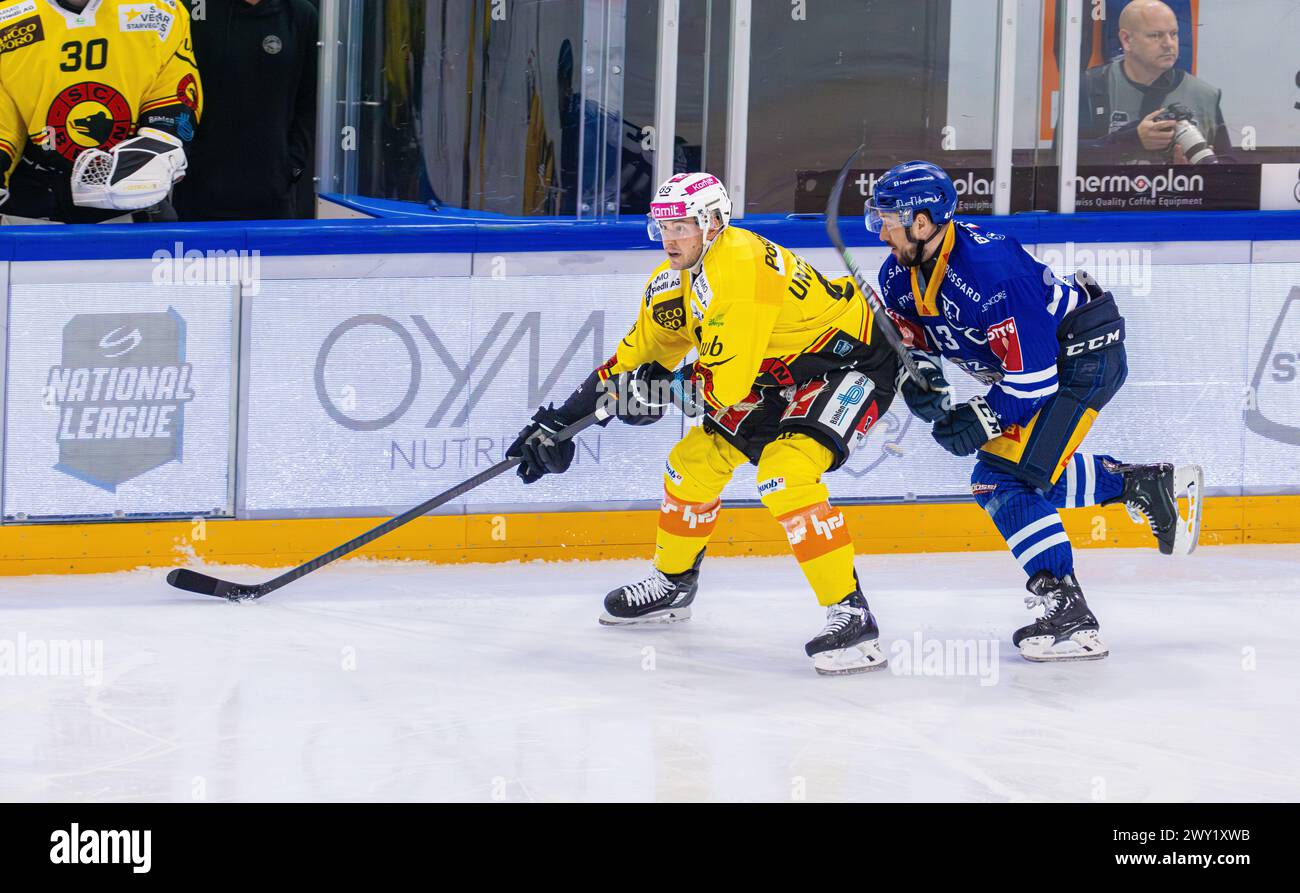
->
[864, 161, 958, 234]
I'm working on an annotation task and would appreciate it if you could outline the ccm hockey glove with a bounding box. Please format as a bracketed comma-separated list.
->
[931, 396, 1002, 457]
[71, 127, 187, 211]
[896, 350, 954, 423]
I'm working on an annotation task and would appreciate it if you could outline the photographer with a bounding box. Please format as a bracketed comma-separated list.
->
[1076, 0, 1231, 165]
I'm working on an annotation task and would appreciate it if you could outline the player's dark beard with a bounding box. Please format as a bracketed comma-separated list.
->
[897, 231, 926, 268]
[899, 225, 942, 269]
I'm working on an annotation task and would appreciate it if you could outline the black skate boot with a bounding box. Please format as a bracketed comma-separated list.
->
[804, 588, 887, 676]
[1013, 571, 1108, 662]
[599, 550, 703, 625]
[1103, 462, 1203, 555]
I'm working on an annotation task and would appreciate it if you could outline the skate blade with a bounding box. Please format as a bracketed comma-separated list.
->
[812, 640, 888, 676]
[1172, 464, 1204, 556]
[598, 606, 692, 626]
[1018, 630, 1109, 662]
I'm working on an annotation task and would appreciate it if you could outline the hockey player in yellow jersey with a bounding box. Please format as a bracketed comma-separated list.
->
[508, 172, 901, 675]
[0, 0, 202, 223]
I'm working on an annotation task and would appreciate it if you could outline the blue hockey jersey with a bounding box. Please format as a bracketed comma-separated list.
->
[876, 221, 1088, 427]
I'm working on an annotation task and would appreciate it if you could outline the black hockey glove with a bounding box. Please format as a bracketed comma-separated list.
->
[609, 362, 675, 426]
[507, 405, 576, 484]
[931, 396, 1002, 457]
[896, 350, 953, 423]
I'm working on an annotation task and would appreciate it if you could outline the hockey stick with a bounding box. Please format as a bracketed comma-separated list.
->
[167, 406, 611, 602]
[824, 145, 928, 386]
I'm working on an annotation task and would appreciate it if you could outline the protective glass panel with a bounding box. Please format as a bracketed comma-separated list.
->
[760, 0, 1005, 218]
[1058, 0, 1300, 212]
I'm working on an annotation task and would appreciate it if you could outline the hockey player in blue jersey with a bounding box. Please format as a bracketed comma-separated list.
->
[870, 160, 1203, 662]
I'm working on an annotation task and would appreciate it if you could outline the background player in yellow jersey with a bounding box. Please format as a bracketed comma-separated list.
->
[0, 0, 201, 223]
[508, 172, 901, 675]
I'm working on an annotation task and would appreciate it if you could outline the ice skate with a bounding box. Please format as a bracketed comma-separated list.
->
[599, 550, 703, 625]
[1014, 571, 1108, 662]
[805, 590, 887, 675]
[1105, 461, 1203, 555]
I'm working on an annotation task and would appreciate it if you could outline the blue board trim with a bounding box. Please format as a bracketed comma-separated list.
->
[3, 203, 1298, 262]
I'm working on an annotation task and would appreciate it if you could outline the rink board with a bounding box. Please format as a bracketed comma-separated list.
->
[0, 494, 1295, 576]
[0, 212, 1299, 571]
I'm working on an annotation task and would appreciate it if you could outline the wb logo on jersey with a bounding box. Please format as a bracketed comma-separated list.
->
[46, 310, 194, 492]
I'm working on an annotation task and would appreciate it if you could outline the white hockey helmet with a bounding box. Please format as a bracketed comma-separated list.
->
[646, 172, 732, 242]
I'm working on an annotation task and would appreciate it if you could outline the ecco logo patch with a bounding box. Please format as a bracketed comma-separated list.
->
[652, 297, 686, 331]
[0, 15, 43, 54]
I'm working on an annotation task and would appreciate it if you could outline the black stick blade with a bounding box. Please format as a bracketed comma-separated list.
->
[166, 568, 263, 601]
[167, 567, 223, 595]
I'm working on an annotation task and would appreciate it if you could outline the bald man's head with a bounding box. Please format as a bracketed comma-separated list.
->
[1119, 0, 1179, 83]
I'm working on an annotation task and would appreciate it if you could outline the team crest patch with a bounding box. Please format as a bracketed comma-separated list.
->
[832, 339, 853, 357]
[986, 317, 1024, 373]
[45, 82, 134, 162]
[177, 73, 200, 111]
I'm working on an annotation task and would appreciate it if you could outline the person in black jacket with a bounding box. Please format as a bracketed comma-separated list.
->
[174, 0, 318, 220]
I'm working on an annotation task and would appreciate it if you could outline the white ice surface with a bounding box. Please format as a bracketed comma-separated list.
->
[2, 544, 1298, 803]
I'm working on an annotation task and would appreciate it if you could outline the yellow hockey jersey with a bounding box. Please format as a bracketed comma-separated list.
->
[0, 0, 201, 185]
[601, 225, 892, 413]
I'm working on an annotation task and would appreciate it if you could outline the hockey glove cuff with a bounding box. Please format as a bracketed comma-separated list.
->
[931, 396, 1002, 457]
[608, 362, 676, 426]
[896, 350, 953, 423]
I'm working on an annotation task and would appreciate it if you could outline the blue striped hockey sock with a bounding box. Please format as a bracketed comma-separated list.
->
[972, 460, 1074, 579]
[1045, 452, 1125, 509]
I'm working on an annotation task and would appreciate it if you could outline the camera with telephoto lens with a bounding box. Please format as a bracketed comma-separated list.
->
[1153, 102, 1217, 164]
